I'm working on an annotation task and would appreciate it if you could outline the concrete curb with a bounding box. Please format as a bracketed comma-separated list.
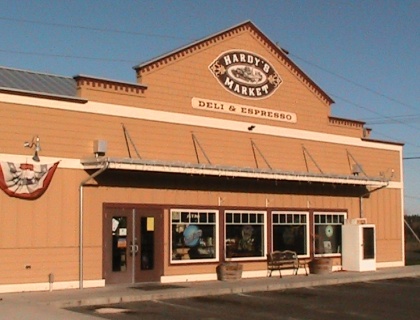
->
[0, 268, 417, 320]
[47, 266, 420, 308]
[1, 266, 418, 320]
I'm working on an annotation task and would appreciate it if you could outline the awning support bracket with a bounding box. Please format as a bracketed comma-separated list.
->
[192, 133, 212, 165]
[122, 123, 142, 159]
[302, 145, 324, 174]
[347, 150, 367, 177]
[251, 139, 272, 169]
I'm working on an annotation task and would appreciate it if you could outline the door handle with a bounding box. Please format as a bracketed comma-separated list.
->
[129, 241, 139, 255]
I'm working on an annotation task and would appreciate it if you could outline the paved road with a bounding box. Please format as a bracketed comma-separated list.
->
[69, 277, 420, 320]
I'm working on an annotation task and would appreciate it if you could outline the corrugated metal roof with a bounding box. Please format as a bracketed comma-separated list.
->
[0, 66, 77, 97]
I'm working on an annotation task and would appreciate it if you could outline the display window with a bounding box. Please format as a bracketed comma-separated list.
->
[272, 211, 309, 257]
[314, 212, 346, 257]
[225, 211, 266, 260]
[170, 209, 218, 263]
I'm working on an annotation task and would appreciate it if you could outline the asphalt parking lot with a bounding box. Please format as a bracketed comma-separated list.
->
[69, 277, 420, 320]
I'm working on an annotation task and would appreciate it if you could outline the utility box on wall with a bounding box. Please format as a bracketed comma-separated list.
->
[342, 221, 376, 272]
[93, 139, 107, 156]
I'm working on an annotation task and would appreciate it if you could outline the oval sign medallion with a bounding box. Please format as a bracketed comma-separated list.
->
[209, 50, 282, 99]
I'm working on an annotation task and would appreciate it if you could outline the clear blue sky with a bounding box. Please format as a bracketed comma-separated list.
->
[1, 0, 419, 214]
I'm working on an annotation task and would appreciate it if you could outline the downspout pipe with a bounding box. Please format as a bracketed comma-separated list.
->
[359, 182, 389, 219]
[79, 161, 109, 289]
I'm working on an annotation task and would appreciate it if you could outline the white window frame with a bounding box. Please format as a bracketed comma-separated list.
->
[271, 211, 310, 258]
[224, 210, 267, 261]
[170, 209, 219, 264]
[313, 211, 347, 258]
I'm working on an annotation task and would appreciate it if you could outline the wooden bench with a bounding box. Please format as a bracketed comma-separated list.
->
[267, 250, 310, 278]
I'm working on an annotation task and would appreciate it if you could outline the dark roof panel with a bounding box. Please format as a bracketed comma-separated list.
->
[0, 66, 77, 97]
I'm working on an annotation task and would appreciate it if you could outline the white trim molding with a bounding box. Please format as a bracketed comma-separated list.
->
[376, 260, 405, 269]
[0, 279, 105, 294]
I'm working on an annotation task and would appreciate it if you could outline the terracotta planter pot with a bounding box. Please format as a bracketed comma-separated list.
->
[216, 262, 243, 281]
[310, 258, 333, 274]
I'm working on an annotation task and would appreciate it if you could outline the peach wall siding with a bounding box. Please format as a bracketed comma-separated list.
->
[0, 102, 401, 182]
[0, 247, 102, 284]
[1, 248, 78, 283]
[0, 168, 103, 285]
[369, 189, 403, 239]
[0, 170, 82, 248]
[136, 32, 332, 132]
[361, 189, 403, 262]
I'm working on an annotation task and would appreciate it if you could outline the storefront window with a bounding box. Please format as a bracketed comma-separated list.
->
[314, 212, 346, 256]
[225, 211, 266, 260]
[171, 209, 218, 263]
[272, 211, 309, 256]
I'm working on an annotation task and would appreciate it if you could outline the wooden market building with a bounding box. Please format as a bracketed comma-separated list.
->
[0, 21, 404, 293]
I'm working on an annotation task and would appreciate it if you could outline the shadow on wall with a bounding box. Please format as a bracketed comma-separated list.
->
[91, 170, 369, 197]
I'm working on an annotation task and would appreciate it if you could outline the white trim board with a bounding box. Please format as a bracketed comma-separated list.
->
[0, 279, 105, 294]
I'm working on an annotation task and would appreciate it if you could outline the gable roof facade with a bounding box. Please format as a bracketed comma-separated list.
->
[134, 20, 334, 106]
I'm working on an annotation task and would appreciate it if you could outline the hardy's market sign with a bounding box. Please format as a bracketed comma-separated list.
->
[192, 97, 297, 123]
[209, 50, 282, 99]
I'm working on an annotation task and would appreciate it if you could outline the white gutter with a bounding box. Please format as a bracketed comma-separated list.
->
[79, 161, 108, 289]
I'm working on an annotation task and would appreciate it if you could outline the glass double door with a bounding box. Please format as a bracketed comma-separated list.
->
[103, 206, 163, 284]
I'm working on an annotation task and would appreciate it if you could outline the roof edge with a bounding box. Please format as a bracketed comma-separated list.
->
[329, 116, 366, 125]
[0, 87, 87, 103]
[132, 20, 253, 70]
[361, 137, 404, 146]
[74, 74, 148, 89]
[0, 65, 73, 80]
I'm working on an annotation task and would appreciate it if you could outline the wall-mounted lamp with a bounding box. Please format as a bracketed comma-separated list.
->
[24, 136, 41, 162]
[352, 164, 362, 176]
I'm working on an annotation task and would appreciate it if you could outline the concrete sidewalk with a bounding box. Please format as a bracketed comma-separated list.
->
[1, 265, 420, 320]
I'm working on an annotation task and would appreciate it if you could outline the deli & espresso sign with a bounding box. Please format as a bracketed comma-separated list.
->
[209, 50, 282, 99]
[192, 97, 297, 124]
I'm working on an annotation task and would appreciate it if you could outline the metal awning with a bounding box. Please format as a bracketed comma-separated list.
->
[80, 157, 389, 187]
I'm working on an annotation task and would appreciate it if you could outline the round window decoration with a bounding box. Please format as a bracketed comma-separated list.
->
[183, 225, 202, 247]
[325, 225, 334, 238]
